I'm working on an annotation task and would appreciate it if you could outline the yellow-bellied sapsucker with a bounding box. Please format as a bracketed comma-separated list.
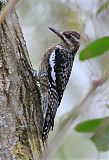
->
[38, 27, 80, 142]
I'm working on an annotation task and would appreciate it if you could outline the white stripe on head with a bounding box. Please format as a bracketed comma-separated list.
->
[71, 35, 79, 42]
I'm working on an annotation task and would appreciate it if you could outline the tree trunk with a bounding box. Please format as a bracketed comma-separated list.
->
[0, 1, 44, 159]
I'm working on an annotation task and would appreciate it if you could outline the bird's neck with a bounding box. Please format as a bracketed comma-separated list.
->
[59, 41, 75, 53]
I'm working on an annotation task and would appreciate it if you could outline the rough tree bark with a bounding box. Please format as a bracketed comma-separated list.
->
[0, 1, 44, 159]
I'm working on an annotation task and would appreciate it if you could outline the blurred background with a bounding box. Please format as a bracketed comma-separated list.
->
[16, 0, 109, 159]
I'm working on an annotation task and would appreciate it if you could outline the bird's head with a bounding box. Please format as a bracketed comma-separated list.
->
[49, 27, 80, 51]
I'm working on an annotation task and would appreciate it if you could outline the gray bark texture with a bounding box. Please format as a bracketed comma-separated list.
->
[0, 1, 44, 160]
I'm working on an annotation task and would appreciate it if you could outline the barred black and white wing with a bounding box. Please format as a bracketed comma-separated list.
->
[39, 46, 76, 141]
[38, 28, 80, 142]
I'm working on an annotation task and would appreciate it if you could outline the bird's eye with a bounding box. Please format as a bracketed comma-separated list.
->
[64, 33, 72, 38]
[66, 34, 71, 38]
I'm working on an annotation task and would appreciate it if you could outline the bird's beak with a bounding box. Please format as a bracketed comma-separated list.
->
[49, 27, 63, 39]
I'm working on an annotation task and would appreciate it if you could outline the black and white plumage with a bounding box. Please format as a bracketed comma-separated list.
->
[38, 27, 80, 142]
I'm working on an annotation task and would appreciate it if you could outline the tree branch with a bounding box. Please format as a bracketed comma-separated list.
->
[0, 1, 44, 159]
[0, 0, 19, 24]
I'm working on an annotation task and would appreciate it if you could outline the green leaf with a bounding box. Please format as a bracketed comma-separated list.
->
[75, 117, 109, 152]
[91, 118, 109, 152]
[79, 36, 109, 61]
[75, 118, 103, 133]
[96, 1, 109, 16]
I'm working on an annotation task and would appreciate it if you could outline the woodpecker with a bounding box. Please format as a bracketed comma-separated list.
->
[38, 27, 80, 142]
